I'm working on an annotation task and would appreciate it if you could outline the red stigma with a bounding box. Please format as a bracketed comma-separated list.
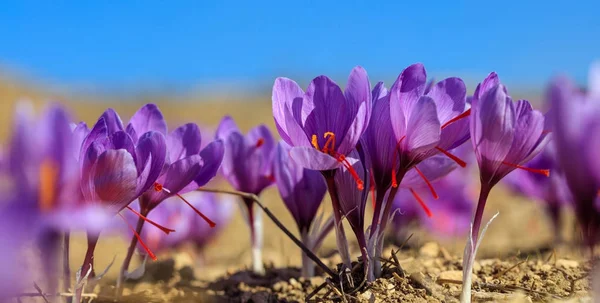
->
[369, 170, 376, 208]
[126, 206, 175, 234]
[153, 182, 163, 192]
[255, 138, 265, 148]
[441, 108, 471, 129]
[435, 146, 467, 167]
[119, 213, 157, 261]
[266, 174, 275, 182]
[312, 132, 364, 190]
[409, 188, 433, 218]
[502, 161, 550, 177]
[175, 193, 216, 227]
[391, 136, 406, 188]
[414, 166, 438, 199]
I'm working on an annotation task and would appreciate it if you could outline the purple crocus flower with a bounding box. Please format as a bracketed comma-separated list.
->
[272, 66, 372, 188]
[273, 141, 330, 277]
[388, 63, 471, 189]
[75, 106, 167, 300]
[216, 116, 276, 274]
[117, 104, 224, 289]
[462, 73, 550, 301]
[549, 74, 600, 249]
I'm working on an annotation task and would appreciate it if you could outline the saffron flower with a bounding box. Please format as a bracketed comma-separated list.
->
[549, 73, 600, 250]
[216, 116, 276, 274]
[117, 104, 224, 288]
[461, 73, 550, 301]
[272, 67, 371, 275]
[273, 141, 330, 277]
[75, 106, 167, 300]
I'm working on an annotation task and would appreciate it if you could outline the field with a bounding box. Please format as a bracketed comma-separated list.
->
[1, 76, 593, 303]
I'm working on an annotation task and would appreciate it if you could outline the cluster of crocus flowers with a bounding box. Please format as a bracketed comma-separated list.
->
[0, 102, 227, 303]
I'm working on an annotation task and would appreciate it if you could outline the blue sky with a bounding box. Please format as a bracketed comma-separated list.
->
[0, 1, 598, 92]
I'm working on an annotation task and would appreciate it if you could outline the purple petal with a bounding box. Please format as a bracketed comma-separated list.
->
[167, 123, 202, 163]
[80, 117, 108, 164]
[303, 75, 354, 153]
[126, 103, 168, 142]
[135, 131, 167, 194]
[504, 100, 545, 165]
[289, 146, 343, 171]
[100, 108, 124, 135]
[247, 125, 276, 168]
[334, 149, 369, 230]
[272, 77, 307, 146]
[471, 84, 515, 181]
[404, 96, 441, 157]
[274, 142, 327, 231]
[92, 149, 139, 210]
[146, 154, 203, 209]
[215, 116, 240, 141]
[107, 131, 137, 163]
[339, 67, 371, 154]
[73, 122, 90, 156]
[473, 72, 501, 101]
[194, 139, 225, 187]
[390, 63, 427, 115]
[426, 77, 467, 124]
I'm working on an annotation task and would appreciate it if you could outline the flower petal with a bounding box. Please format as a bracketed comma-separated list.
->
[339, 66, 371, 154]
[100, 108, 124, 135]
[390, 63, 427, 116]
[289, 146, 344, 171]
[505, 100, 545, 165]
[405, 96, 441, 157]
[402, 155, 457, 188]
[215, 116, 240, 141]
[135, 131, 167, 194]
[167, 123, 202, 163]
[92, 149, 139, 210]
[194, 139, 225, 187]
[426, 77, 467, 125]
[126, 103, 168, 142]
[147, 154, 203, 208]
[272, 77, 307, 146]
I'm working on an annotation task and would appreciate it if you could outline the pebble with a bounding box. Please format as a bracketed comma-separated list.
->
[556, 259, 579, 268]
[419, 242, 440, 258]
[360, 290, 373, 301]
[289, 278, 302, 289]
[273, 281, 286, 292]
[172, 252, 194, 270]
[438, 270, 464, 281]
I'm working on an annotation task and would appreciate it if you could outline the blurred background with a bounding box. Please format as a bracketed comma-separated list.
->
[1, 0, 598, 281]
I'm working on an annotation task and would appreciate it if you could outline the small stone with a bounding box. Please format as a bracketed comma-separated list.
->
[289, 278, 302, 289]
[540, 264, 552, 271]
[360, 290, 373, 301]
[273, 281, 286, 292]
[386, 282, 395, 290]
[473, 261, 482, 272]
[173, 252, 194, 270]
[438, 270, 463, 281]
[556, 259, 579, 268]
[419, 242, 440, 258]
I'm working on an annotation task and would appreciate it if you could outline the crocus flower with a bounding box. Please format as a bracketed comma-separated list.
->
[549, 74, 600, 250]
[216, 116, 275, 274]
[503, 144, 572, 242]
[0, 204, 32, 300]
[75, 106, 167, 301]
[117, 104, 224, 289]
[2, 102, 95, 301]
[272, 66, 372, 187]
[272, 67, 371, 277]
[461, 73, 550, 301]
[273, 141, 329, 277]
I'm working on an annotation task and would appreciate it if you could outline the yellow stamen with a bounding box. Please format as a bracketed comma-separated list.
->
[39, 159, 59, 213]
[311, 134, 320, 150]
[323, 132, 336, 152]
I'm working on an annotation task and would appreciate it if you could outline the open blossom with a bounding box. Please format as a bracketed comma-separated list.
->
[470, 73, 551, 188]
[389, 63, 470, 181]
[549, 73, 600, 248]
[272, 66, 371, 187]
